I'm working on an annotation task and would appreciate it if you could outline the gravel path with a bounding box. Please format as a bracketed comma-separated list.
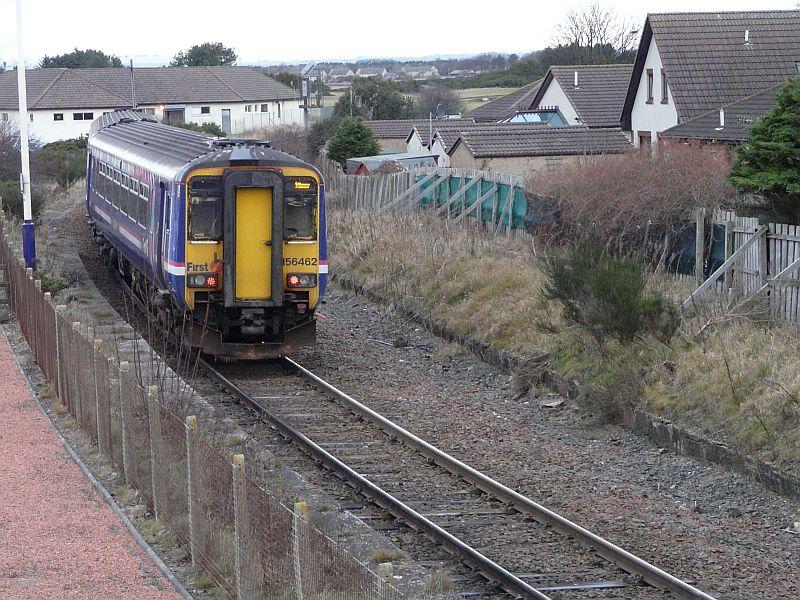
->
[0, 332, 179, 600]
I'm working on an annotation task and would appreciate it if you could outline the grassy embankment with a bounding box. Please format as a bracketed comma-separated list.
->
[328, 210, 800, 476]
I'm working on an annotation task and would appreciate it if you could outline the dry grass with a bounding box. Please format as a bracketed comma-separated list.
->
[329, 209, 800, 475]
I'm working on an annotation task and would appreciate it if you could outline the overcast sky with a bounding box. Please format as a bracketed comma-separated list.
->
[0, 0, 797, 67]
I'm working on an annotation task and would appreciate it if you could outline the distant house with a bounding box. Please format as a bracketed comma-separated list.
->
[621, 10, 800, 147]
[346, 151, 437, 175]
[0, 66, 302, 143]
[328, 67, 356, 83]
[363, 118, 475, 153]
[660, 83, 783, 144]
[447, 126, 631, 178]
[448, 69, 476, 78]
[466, 80, 543, 122]
[402, 65, 439, 80]
[530, 64, 633, 128]
[355, 67, 388, 79]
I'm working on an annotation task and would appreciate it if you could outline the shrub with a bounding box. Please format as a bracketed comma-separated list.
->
[531, 144, 735, 258]
[33, 138, 87, 188]
[0, 181, 44, 219]
[540, 237, 680, 346]
[174, 121, 226, 137]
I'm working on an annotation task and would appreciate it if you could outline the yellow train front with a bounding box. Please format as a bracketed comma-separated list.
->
[87, 111, 327, 359]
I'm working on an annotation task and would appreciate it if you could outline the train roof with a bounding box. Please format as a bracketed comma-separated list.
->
[88, 110, 312, 181]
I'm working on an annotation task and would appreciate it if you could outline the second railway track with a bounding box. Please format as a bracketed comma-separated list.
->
[202, 356, 717, 600]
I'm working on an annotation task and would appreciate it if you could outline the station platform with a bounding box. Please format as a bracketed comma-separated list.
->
[0, 332, 181, 599]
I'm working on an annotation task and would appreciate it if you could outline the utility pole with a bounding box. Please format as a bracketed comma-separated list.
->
[16, 0, 35, 269]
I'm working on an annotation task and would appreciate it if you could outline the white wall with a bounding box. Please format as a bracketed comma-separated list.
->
[630, 37, 678, 146]
[1, 99, 306, 144]
[536, 77, 580, 125]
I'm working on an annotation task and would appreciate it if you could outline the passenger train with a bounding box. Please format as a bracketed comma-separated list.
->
[86, 110, 327, 359]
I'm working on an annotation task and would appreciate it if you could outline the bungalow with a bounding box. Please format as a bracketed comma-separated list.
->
[659, 83, 783, 144]
[621, 10, 800, 147]
[328, 67, 356, 83]
[355, 67, 388, 79]
[447, 126, 631, 179]
[0, 66, 302, 143]
[363, 118, 475, 153]
[402, 65, 440, 80]
[530, 64, 633, 128]
[466, 79, 543, 122]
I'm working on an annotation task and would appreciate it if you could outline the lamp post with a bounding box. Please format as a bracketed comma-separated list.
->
[16, 0, 35, 269]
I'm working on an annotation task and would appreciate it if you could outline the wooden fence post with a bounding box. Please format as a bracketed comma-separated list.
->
[147, 385, 162, 521]
[232, 453, 261, 599]
[292, 501, 309, 600]
[186, 415, 199, 570]
[119, 361, 133, 485]
[695, 208, 707, 282]
[724, 220, 734, 290]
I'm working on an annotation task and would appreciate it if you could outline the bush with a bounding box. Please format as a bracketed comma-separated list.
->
[174, 121, 226, 137]
[532, 144, 735, 257]
[33, 138, 87, 188]
[0, 180, 44, 219]
[540, 237, 680, 346]
[326, 118, 380, 169]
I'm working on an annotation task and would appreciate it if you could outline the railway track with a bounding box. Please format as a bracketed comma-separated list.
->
[202, 356, 718, 600]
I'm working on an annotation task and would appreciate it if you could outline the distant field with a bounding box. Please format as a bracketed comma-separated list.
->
[457, 87, 518, 111]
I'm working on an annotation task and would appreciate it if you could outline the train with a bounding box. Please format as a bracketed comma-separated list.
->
[86, 110, 327, 359]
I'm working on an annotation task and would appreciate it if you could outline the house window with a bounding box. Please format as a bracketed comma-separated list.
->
[84, 112, 94, 120]
[646, 69, 654, 104]
[1, 113, 7, 122]
[245, 105, 252, 112]
[260, 104, 268, 113]
[54, 113, 64, 121]
[661, 69, 668, 104]
[200, 106, 210, 114]
[277, 103, 281, 119]
[29, 114, 33, 122]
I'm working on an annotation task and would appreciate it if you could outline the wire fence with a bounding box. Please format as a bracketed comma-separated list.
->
[0, 218, 408, 600]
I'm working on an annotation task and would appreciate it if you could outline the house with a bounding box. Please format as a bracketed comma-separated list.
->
[621, 10, 800, 147]
[408, 121, 549, 167]
[530, 64, 633, 128]
[346, 151, 437, 175]
[659, 83, 783, 144]
[328, 67, 356, 83]
[363, 118, 475, 153]
[447, 126, 631, 178]
[355, 67, 388, 79]
[466, 80, 543, 122]
[0, 66, 302, 143]
[402, 65, 440, 80]
[448, 69, 477, 78]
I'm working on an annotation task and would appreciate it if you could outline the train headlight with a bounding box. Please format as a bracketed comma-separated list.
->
[287, 273, 317, 288]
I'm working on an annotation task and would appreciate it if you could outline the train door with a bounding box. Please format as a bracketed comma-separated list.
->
[221, 109, 231, 135]
[160, 185, 171, 280]
[234, 187, 271, 300]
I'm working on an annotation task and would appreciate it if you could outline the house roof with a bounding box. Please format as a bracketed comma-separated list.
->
[449, 126, 631, 159]
[425, 121, 550, 152]
[622, 10, 800, 129]
[660, 82, 783, 143]
[328, 67, 354, 77]
[531, 64, 633, 127]
[465, 79, 544, 122]
[363, 118, 475, 140]
[356, 67, 386, 76]
[0, 66, 299, 110]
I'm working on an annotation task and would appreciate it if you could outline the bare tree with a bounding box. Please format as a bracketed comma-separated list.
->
[555, 3, 639, 55]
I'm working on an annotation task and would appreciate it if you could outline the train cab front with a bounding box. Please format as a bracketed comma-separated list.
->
[182, 168, 322, 359]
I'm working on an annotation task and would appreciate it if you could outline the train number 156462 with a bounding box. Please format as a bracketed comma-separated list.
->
[283, 257, 318, 266]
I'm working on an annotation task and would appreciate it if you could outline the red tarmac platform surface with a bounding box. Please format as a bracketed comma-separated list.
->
[0, 333, 180, 599]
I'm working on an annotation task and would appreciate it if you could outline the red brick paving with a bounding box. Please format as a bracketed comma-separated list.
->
[0, 333, 180, 599]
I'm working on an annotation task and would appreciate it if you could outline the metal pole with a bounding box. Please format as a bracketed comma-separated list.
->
[15, 0, 35, 269]
[129, 60, 137, 109]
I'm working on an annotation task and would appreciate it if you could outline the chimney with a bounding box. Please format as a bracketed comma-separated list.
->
[574, 70, 579, 88]
[744, 29, 750, 45]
